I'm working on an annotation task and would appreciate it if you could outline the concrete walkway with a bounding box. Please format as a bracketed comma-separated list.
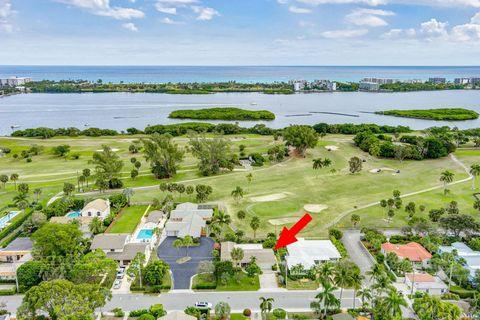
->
[259, 271, 279, 290]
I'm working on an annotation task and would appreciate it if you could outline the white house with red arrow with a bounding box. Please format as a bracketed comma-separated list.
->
[286, 238, 341, 270]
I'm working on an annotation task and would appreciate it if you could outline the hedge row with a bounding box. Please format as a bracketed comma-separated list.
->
[330, 236, 349, 258]
[192, 283, 217, 290]
[0, 287, 16, 296]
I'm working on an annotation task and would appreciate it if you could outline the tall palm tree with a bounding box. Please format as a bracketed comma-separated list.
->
[89, 217, 104, 235]
[214, 211, 232, 237]
[470, 164, 480, 190]
[10, 173, 18, 190]
[33, 188, 42, 203]
[122, 187, 135, 206]
[334, 263, 352, 309]
[316, 261, 335, 284]
[250, 216, 260, 239]
[230, 247, 244, 268]
[357, 287, 372, 312]
[440, 170, 455, 195]
[314, 281, 339, 318]
[383, 288, 407, 319]
[350, 272, 364, 310]
[231, 186, 245, 203]
[259, 297, 274, 320]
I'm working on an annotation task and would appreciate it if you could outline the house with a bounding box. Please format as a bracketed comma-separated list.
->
[381, 242, 432, 267]
[0, 77, 32, 87]
[286, 238, 341, 270]
[90, 234, 148, 265]
[359, 81, 380, 91]
[220, 242, 276, 270]
[165, 203, 213, 238]
[438, 242, 480, 279]
[0, 237, 32, 262]
[159, 311, 196, 320]
[0, 238, 33, 280]
[81, 199, 110, 220]
[405, 273, 448, 296]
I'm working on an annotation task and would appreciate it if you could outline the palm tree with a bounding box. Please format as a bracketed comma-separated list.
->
[230, 247, 244, 268]
[350, 271, 364, 310]
[10, 173, 18, 190]
[322, 158, 332, 168]
[350, 214, 360, 228]
[231, 186, 245, 203]
[33, 188, 42, 203]
[312, 158, 324, 171]
[259, 297, 274, 320]
[383, 288, 407, 319]
[82, 168, 91, 187]
[182, 236, 194, 257]
[334, 263, 352, 309]
[89, 217, 104, 235]
[214, 211, 232, 238]
[314, 280, 339, 318]
[122, 187, 135, 206]
[250, 216, 260, 239]
[77, 175, 86, 191]
[316, 261, 335, 284]
[440, 170, 455, 195]
[470, 164, 480, 189]
[173, 239, 183, 255]
[357, 287, 372, 312]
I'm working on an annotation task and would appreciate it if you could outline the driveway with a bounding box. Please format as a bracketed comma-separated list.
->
[157, 237, 214, 289]
[342, 230, 375, 278]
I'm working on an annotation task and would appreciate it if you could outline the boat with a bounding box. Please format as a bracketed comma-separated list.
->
[10, 125, 20, 129]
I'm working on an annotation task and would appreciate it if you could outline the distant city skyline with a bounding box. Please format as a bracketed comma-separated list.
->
[1, 0, 480, 65]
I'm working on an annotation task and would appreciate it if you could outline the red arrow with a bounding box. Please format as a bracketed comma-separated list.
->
[274, 213, 313, 250]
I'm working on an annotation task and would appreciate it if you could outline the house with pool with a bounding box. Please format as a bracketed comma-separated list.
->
[165, 203, 213, 238]
[90, 234, 150, 265]
[80, 199, 110, 220]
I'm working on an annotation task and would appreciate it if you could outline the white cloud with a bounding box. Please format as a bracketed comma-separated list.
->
[295, 0, 480, 7]
[289, 5, 312, 13]
[57, 0, 144, 20]
[382, 28, 416, 39]
[155, 5, 177, 14]
[299, 20, 315, 27]
[345, 8, 395, 27]
[471, 12, 480, 24]
[320, 28, 368, 38]
[451, 23, 480, 41]
[122, 22, 138, 31]
[161, 17, 183, 24]
[0, 0, 13, 33]
[0, 0, 12, 18]
[192, 6, 219, 21]
[277, 0, 289, 3]
[419, 18, 448, 39]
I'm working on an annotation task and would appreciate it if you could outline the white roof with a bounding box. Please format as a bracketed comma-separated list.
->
[82, 199, 109, 212]
[438, 242, 480, 257]
[165, 213, 206, 238]
[286, 238, 341, 269]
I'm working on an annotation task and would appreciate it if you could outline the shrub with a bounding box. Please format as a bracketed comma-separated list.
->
[149, 304, 167, 318]
[129, 309, 149, 317]
[243, 309, 252, 317]
[138, 314, 155, 320]
[328, 228, 343, 240]
[112, 308, 125, 317]
[273, 308, 287, 319]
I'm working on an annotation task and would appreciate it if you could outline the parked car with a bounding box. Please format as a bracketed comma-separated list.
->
[118, 266, 126, 273]
[195, 302, 212, 309]
[113, 279, 121, 289]
[116, 272, 124, 279]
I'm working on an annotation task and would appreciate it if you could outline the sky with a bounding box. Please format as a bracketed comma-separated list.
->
[1, 0, 480, 65]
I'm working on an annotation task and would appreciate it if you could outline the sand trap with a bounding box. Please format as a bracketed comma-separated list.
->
[251, 193, 287, 202]
[370, 167, 399, 174]
[325, 145, 339, 151]
[96, 148, 119, 152]
[304, 204, 328, 213]
[269, 218, 298, 225]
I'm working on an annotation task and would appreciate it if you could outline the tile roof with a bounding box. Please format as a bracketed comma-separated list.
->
[83, 199, 109, 212]
[381, 242, 432, 262]
[91, 234, 129, 250]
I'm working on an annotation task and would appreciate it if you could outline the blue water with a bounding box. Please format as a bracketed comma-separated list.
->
[137, 229, 154, 240]
[67, 210, 81, 218]
[0, 211, 20, 228]
[1, 65, 480, 83]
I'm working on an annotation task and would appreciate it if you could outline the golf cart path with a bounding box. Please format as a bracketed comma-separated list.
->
[321, 154, 473, 230]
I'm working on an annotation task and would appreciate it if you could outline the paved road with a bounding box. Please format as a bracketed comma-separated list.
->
[157, 237, 214, 289]
[342, 230, 374, 277]
[1, 290, 361, 315]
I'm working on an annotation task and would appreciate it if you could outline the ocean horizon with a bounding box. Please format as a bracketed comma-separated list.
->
[2, 65, 480, 84]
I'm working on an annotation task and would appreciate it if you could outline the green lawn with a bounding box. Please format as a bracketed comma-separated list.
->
[216, 272, 260, 291]
[0, 134, 478, 236]
[107, 205, 148, 234]
[286, 278, 319, 290]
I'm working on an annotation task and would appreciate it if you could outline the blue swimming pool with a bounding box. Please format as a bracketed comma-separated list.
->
[0, 211, 20, 229]
[67, 210, 81, 217]
[137, 229, 154, 240]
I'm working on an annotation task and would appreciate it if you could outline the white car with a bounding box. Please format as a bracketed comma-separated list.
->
[113, 279, 122, 289]
[195, 302, 212, 309]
